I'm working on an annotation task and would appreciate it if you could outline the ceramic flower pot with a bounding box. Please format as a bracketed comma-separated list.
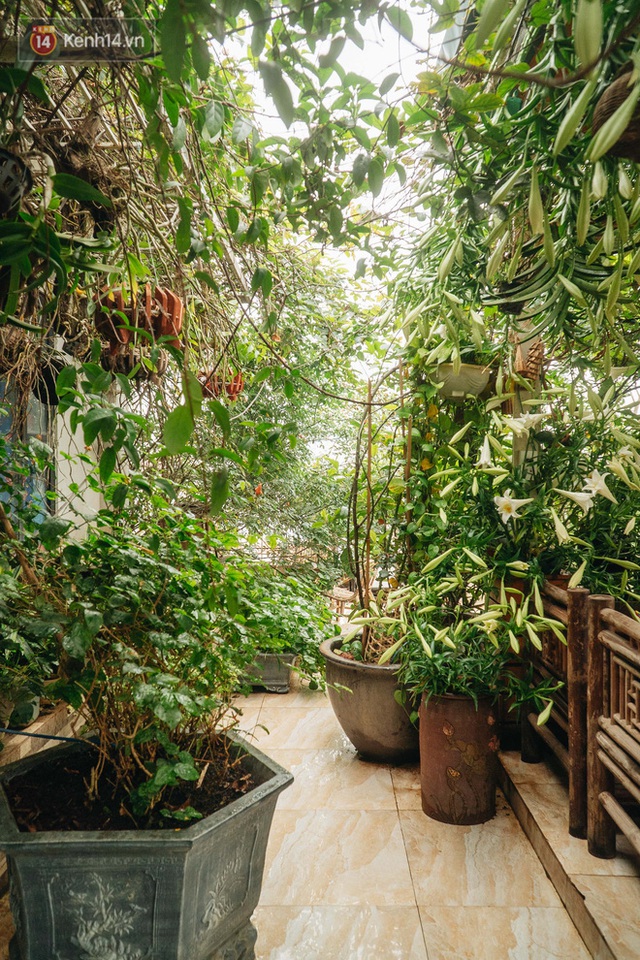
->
[320, 638, 419, 763]
[418, 693, 499, 825]
[0, 733, 292, 960]
[435, 362, 492, 400]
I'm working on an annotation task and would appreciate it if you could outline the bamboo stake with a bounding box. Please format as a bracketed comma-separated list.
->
[366, 378, 372, 607]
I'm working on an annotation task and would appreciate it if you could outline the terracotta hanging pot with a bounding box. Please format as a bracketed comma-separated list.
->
[93, 288, 132, 349]
[153, 287, 183, 349]
[592, 66, 640, 162]
[225, 371, 244, 400]
[0, 149, 32, 219]
[418, 693, 499, 825]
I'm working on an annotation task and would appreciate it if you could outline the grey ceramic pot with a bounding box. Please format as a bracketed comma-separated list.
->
[0, 733, 292, 960]
[320, 637, 419, 763]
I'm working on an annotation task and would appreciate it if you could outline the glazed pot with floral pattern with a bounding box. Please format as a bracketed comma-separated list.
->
[418, 693, 499, 825]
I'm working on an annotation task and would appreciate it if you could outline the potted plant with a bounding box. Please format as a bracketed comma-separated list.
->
[0, 464, 292, 960]
[320, 587, 421, 763]
[235, 565, 336, 693]
[391, 548, 564, 824]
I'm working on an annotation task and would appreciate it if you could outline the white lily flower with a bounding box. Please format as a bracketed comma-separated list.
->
[500, 413, 546, 437]
[582, 469, 618, 504]
[618, 446, 634, 460]
[554, 488, 594, 514]
[549, 508, 571, 544]
[624, 517, 636, 535]
[476, 435, 493, 468]
[494, 489, 534, 523]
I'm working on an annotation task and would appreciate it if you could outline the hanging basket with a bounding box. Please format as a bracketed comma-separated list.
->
[592, 67, 640, 162]
[0, 149, 32, 219]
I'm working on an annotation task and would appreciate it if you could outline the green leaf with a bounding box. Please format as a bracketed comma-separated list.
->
[82, 408, 117, 445]
[251, 267, 272, 296]
[182, 369, 203, 420]
[209, 447, 245, 466]
[172, 116, 187, 152]
[160, 0, 186, 82]
[352, 152, 370, 187]
[232, 116, 254, 143]
[51, 174, 111, 207]
[386, 111, 400, 147]
[368, 157, 385, 197]
[99, 446, 117, 484]
[284, 380, 295, 399]
[318, 36, 346, 70]
[37, 516, 71, 548]
[386, 6, 413, 42]
[191, 33, 211, 80]
[176, 197, 192, 254]
[63, 621, 94, 660]
[203, 101, 225, 139]
[83, 608, 103, 636]
[163, 404, 194, 454]
[258, 61, 295, 127]
[210, 399, 231, 439]
[379, 72, 400, 96]
[55, 365, 77, 395]
[210, 466, 230, 514]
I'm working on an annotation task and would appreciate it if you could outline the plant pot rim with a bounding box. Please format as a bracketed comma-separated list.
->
[421, 691, 495, 703]
[319, 637, 399, 673]
[0, 730, 292, 849]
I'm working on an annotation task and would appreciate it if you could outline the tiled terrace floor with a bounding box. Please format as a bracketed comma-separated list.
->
[2, 678, 635, 959]
[237, 678, 592, 960]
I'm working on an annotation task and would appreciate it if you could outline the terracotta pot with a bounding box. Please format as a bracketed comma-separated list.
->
[419, 693, 499, 824]
[320, 638, 419, 763]
[154, 287, 183, 348]
[94, 288, 132, 348]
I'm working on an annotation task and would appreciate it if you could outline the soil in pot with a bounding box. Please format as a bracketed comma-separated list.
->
[5, 740, 255, 832]
[320, 637, 419, 764]
[419, 694, 500, 825]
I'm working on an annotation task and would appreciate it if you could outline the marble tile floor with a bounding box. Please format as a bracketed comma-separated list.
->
[240, 680, 592, 960]
[0, 681, 614, 960]
[499, 751, 640, 960]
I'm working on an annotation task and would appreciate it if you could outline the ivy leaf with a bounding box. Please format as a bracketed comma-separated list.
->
[386, 6, 413, 42]
[259, 61, 295, 127]
[37, 516, 71, 548]
[163, 404, 194, 454]
[52, 174, 111, 208]
[160, 0, 186, 82]
[210, 466, 230, 515]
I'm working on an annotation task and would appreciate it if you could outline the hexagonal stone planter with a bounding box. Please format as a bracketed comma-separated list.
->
[0, 733, 292, 960]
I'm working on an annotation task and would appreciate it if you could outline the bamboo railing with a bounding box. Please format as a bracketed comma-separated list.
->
[520, 583, 590, 838]
[587, 597, 640, 861]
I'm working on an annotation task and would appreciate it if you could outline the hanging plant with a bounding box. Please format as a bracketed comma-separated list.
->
[0, 150, 32, 219]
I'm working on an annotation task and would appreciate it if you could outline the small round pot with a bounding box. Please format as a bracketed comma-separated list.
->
[419, 693, 499, 825]
[435, 363, 492, 400]
[320, 638, 419, 763]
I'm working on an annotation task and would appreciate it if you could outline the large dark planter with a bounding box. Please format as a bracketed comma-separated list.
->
[419, 693, 499, 825]
[320, 637, 419, 763]
[0, 733, 292, 960]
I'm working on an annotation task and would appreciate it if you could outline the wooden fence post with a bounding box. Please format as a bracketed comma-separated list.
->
[587, 593, 616, 858]
[567, 587, 589, 837]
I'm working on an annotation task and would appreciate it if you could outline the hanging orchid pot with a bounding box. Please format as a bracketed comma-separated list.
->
[93, 288, 132, 350]
[592, 65, 640, 162]
[153, 286, 183, 349]
[0, 149, 32, 219]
